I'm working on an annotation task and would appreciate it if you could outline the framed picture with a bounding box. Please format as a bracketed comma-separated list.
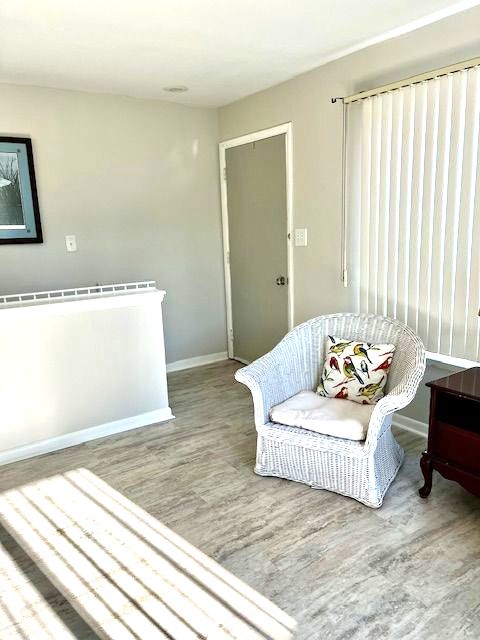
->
[0, 137, 42, 244]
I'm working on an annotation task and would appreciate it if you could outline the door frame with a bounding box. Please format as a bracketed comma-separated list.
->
[219, 122, 294, 359]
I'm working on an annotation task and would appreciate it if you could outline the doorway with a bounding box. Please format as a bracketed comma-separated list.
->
[219, 123, 293, 363]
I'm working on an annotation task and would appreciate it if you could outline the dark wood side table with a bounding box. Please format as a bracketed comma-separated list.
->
[419, 367, 480, 499]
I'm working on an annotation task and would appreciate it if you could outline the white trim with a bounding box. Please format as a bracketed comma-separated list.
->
[166, 351, 228, 373]
[219, 122, 294, 359]
[426, 351, 479, 370]
[285, 123, 294, 327]
[321, 1, 480, 80]
[232, 357, 250, 366]
[393, 414, 428, 438]
[0, 281, 157, 306]
[0, 289, 165, 319]
[0, 408, 174, 467]
[219, 123, 292, 151]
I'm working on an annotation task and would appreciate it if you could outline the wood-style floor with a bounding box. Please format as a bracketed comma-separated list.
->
[1, 360, 480, 639]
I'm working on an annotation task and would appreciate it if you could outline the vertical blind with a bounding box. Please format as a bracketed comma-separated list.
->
[345, 65, 480, 361]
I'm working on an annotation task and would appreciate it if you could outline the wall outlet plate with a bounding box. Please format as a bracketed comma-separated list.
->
[65, 235, 77, 252]
[294, 228, 307, 247]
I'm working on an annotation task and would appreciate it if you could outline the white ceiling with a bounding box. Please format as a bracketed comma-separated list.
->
[0, 0, 478, 107]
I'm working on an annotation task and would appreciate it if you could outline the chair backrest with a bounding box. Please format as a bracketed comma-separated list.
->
[288, 313, 424, 393]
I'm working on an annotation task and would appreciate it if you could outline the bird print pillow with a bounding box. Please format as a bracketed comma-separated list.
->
[317, 336, 395, 405]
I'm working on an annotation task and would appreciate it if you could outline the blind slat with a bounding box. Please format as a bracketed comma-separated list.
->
[407, 82, 428, 333]
[359, 99, 373, 313]
[386, 90, 404, 320]
[428, 74, 453, 353]
[417, 79, 440, 343]
[378, 93, 393, 317]
[440, 71, 467, 356]
[368, 96, 383, 314]
[465, 74, 480, 360]
[395, 86, 415, 327]
[453, 68, 480, 358]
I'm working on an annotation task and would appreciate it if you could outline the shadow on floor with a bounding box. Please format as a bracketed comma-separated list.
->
[0, 525, 99, 639]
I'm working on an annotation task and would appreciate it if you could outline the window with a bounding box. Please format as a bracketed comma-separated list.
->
[345, 66, 480, 361]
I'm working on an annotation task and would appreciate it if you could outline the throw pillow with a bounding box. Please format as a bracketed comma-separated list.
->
[317, 336, 395, 405]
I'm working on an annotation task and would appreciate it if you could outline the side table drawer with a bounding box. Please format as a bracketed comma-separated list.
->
[433, 420, 480, 472]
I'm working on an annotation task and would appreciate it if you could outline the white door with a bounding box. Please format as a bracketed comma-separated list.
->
[224, 133, 289, 363]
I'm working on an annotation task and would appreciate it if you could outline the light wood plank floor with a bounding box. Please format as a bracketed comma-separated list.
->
[1, 360, 480, 639]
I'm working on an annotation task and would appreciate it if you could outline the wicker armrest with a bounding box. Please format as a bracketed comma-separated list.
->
[235, 333, 315, 428]
[365, 354, 426, 450]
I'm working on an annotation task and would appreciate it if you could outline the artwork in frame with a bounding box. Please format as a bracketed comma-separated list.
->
[0, 137, 42, 244]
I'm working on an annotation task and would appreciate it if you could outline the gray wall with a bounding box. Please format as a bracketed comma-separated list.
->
[219, 6, 480, 424]
[1, 84, 226, 363]
[401, 362, 463, 425]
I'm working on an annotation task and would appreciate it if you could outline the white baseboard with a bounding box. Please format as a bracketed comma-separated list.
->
[393, 414, 428, 437]
[0, 407, 174, 467]
[166, 351, 228, 373]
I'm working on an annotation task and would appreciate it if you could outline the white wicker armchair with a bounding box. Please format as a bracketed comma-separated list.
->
[235, 313, 426, 508]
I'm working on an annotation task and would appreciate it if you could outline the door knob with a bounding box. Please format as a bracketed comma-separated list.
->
[276, 276, 286, 286]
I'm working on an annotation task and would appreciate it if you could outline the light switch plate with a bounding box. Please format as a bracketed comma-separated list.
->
[294, 228, 308, 247]
[65, 235, 77, 252]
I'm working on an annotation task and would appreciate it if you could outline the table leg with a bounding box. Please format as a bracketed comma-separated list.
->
[419, 451, 433, 498]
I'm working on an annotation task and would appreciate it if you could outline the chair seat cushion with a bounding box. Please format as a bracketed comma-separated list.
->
[270, 390, 375, 440]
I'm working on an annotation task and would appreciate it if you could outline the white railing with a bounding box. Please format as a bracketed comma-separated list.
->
[0, 281, 156, 305]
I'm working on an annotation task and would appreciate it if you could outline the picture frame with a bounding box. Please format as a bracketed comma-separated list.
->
[0, 136, 43, 244]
